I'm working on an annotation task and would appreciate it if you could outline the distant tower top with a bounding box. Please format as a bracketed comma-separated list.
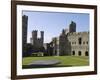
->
[69, 21, 76, 33]
[40, 31, 44, 43]
[60, 29, 66, 36]
[32, 30, 38, 45]
[32, 30, 37, 39]
[62, 29, 66, 34]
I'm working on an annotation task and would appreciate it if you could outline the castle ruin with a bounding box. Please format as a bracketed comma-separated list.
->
[51, 21, 89, 56]
[22, 15, 89, 57]
[30, 30, 44, 48]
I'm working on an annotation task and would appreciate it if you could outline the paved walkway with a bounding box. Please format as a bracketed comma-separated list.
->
[29, 59, 61, 66]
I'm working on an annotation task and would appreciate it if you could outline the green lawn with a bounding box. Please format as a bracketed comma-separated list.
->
[22, 56, 89, 68]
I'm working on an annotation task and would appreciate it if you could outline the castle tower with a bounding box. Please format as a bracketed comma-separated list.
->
[40, 31, 44, 46]
[32, 30, 37, 45]
[22, 15, 28, 57]
[62, 29, 66, 35]
[69, 21, 76, 32]
[22, 15, 28, 45]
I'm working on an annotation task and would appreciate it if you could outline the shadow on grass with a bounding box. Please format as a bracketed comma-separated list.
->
[22, 65, 73, 69]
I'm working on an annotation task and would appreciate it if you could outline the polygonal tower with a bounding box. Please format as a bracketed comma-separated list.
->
[69, 21, 76, 33]
[40, 31, 44, 46]
[22, 15, 28, 45]
[32, 30, 37, 46]
[22, 15, 28, 57]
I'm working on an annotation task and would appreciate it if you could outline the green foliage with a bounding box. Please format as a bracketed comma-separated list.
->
[23, 43, 33, 57]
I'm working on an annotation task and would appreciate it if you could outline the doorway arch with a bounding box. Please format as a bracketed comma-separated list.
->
[85, 51, 88, 56]
[78, 51, 81, 56]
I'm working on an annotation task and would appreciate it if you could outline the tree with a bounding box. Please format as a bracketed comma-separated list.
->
[23, 43, 33, 57]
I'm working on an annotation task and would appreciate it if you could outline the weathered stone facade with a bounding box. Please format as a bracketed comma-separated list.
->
[67, 32, 89, 56]
[52, 21, 89, 56]
[30, 30, 44, 48]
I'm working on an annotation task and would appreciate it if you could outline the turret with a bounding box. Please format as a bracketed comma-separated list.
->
[32, 30, 37, 45]
[69, 21, 76, 33]
[41, 31, 44, 45]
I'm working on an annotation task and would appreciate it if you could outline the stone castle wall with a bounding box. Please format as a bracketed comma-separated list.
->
[67, 32, 89, 56]
[52, 21, 89, 56]
[31, 30, 44, 48]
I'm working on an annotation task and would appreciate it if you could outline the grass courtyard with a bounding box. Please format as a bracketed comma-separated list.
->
[22, 56, 89, 69]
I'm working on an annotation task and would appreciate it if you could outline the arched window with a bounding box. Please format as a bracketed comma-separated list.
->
[85, 51, 88, 56]
[83, 42, 85, 44]
[78, 51, 81, 56]
[72, 51, 75, 55]
[78, 37, 82, 45]
[87, 41, 88, 44]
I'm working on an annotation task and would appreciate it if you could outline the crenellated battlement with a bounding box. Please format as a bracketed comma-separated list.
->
[31, 30, 44, 47]
[67, 31, 89, 36]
